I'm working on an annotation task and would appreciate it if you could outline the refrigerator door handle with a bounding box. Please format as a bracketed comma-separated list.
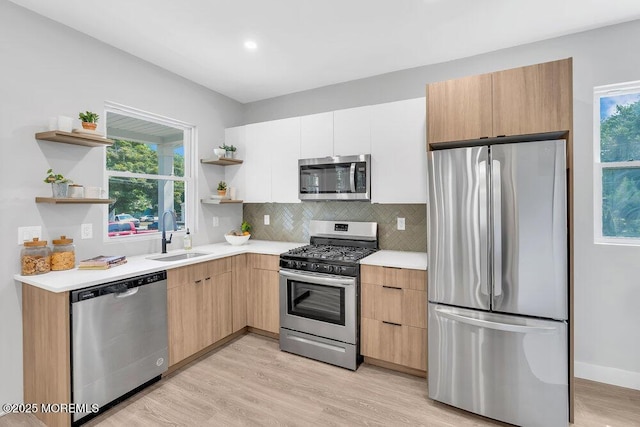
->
[479, 160, 489, 297]
[491, 159, 502, 297]
[434, 306, 557, 334]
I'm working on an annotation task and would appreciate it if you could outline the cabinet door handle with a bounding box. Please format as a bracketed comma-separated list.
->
[383, 321, 402, 327]
[382, 285, 402, 290]
[194, 279, 202, 284]
[205, 277, 211, 281]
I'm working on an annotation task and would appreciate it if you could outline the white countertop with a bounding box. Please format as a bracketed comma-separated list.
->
[15, 240, 306, 293]
[360, 250, 428, 270]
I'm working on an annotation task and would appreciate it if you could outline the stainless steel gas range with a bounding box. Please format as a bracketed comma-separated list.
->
[279, 220, 378, 370]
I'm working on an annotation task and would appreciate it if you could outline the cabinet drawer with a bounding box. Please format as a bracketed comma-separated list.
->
[361, 283, 427, 329]
[167, 258, 231, 289]
[167, 262, 207, 289]
[250, 254, 280, 271]
[208, 257, 231, 276]
[361, 265, 426, 291]
[361, 317, 427, 371]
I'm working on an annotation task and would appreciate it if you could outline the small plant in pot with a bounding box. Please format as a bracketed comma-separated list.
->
[219, 144, 237, 159]
[44, 168, 72, 198]
[78, 111, 99, 131]
[217, 181, 227, 197]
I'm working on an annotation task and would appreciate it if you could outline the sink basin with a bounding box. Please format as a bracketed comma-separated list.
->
[148, 252, 209, 262]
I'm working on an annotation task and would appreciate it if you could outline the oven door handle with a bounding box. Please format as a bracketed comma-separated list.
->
[279, 269, 356, 288]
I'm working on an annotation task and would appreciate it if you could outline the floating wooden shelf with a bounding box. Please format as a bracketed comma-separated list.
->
[200, 199, 243, 205]
[35, 197, 115, 204]
[200, 157, 243, 166]
[35, 131, 113, 147]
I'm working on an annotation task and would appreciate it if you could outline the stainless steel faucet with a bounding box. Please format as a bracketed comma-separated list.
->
[161, 210, 177, 253]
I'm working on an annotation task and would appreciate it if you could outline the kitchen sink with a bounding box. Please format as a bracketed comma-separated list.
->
[148, 252, 209, 262]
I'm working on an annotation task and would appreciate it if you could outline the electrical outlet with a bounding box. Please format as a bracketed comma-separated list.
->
[17, 226, 42, 244]
[397, 217, 406, 231]
[212, 216, 219, 227]
[264, 214, 270, 225]
[81, 223, 93, 239]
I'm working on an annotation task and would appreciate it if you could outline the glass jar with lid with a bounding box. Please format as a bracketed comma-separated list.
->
[21, 238, 51, 275]
[51, 235, 75, 271]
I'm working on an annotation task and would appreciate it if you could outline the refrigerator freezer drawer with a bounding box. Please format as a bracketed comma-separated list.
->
[428, 304, 568, 427]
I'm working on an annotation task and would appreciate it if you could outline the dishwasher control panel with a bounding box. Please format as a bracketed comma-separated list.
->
[71, 271, 167, 302]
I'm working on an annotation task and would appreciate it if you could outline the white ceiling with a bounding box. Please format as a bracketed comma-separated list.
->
[10, 0, 640, 103]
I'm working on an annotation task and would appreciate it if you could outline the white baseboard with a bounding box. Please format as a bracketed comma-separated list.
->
[575, 361, 640, 391]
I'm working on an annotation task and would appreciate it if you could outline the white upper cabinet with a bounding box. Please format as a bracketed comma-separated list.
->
[300, 112, 333, 159]
[225, 98, 427, 204]
[270, 117, 301, 203]
[333, 106, 371, 156]
[370, 97, 427, 204]
[243, 122, 272, 203]
[242, 118, 300, 203]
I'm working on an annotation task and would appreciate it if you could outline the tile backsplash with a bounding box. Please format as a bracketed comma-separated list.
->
[243, 202, 427, 252]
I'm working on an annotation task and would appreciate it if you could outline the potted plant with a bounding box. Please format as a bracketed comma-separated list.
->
[219, 144, 237, 159]
[44, 168, 72, 198]
[217, 181, 227, 197]
[78, 111, 99, 131]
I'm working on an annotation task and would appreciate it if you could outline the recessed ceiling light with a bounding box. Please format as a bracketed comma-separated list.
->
[244, 40, 257, 50]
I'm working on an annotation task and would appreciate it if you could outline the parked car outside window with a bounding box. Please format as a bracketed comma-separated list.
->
[108, 222, 137, 237]
[113, 214, 140, 228]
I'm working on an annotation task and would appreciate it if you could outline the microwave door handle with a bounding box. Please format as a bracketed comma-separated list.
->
[349, 163, 356, 193]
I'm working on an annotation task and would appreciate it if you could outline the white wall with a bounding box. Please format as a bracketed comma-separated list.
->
[244, 21, 640, 390]
[0, 0, 244, 407]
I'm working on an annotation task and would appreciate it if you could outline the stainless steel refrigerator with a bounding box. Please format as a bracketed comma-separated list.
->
[427, 140, 569, 427]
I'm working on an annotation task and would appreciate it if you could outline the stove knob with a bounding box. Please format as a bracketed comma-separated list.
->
[295, 261, 302, 269]
[311, 263, 319, 270]
[326, 265, 334, 273]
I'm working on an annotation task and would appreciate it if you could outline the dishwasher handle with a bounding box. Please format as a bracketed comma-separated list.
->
[115, 288, 139, 298]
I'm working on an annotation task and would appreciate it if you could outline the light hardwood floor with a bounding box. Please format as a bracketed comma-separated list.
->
[2, 333, 639, 426]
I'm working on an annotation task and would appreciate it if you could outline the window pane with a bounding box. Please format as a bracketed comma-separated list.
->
[600, 93, 640, 162]
[108, 177, 185, 238]
[107, 139, 184, 177]
[602, 167, 640, 237]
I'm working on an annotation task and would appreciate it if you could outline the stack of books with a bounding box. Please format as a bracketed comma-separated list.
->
[78, 255, 127, 270]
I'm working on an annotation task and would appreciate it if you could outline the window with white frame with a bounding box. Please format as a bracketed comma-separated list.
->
[594, 82, 640, 244]
[104, 102, 196, 240]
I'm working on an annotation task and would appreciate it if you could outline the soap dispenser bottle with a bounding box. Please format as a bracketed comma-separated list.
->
[183, 228, 192, 250]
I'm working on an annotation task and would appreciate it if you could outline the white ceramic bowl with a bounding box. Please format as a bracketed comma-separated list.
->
[214, 148, 226, 158]
[225, 234, 250, 245]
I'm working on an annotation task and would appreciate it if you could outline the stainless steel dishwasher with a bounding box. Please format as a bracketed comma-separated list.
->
[70, 271, 168, 424]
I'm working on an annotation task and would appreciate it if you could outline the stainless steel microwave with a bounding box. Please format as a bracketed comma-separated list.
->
[299, 154, 371, 201]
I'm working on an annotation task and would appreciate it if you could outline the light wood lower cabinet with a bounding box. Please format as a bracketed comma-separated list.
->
[232, 254, 248, 333]
[22, 284, 71, 427]
[246, 254, 280, 334]
[167, 258, 232, 366]
[360, 265, 427, 373]
[361, 318, 427, 371]
[361, 283, 426, 329]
